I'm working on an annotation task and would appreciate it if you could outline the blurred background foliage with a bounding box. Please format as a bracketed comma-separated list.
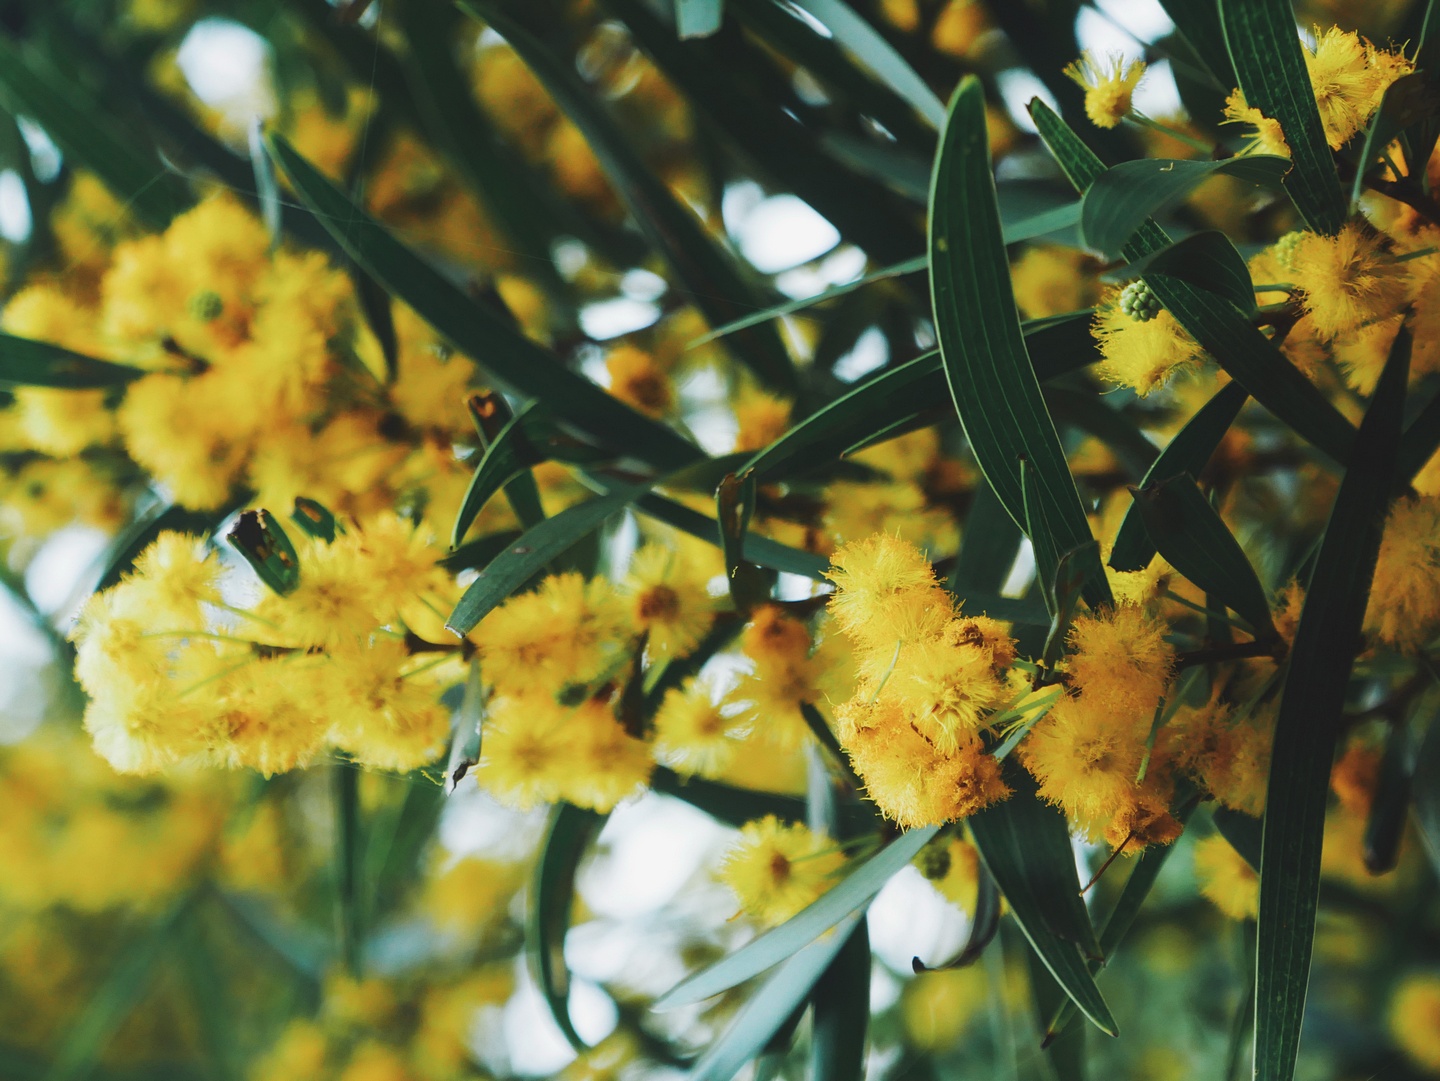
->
[0, 0, 1439, 1080]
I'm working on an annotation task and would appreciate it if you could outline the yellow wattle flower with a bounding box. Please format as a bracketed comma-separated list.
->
[1063, 52, 1147, 130]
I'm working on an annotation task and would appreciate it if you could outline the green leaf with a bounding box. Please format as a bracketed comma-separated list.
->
[726, 0, 934, 153]
[266, 133, 702, 472]
[531, 804, 607, 1054]
[649, 765, 880, 832]
[227, 509, 302, 597]
[653, 825, 939, 1009]
[1350, 73, 1436, 207]
[789, 0, 945, 127]
[1213, 807, 1263, 871]
[1362, 716, 1412, 875]
[968, 764, 1116, 1037]
[1110, 380, 1249, 573]
[447, 482, 644, 636]
[1157, 0, 1235, 89]
[1081, 156, 1290, 259]
[393, 0, 567, 300]
[629, 489, 831, 580]
[0, 333, 144, 389]
[690, 203, 1079, 347]
[690, 256, 928, 346]
[0, 37, 189, 229]
[1117, 230, 1258, 315]
[96, 503, 230, 592]
[1021, 457, 1062, 618]
[1029, 99, 1357, 468]
[1219, 0, 1348, 234]
[949, 479, 1023, 601]
[1131, 473, 1279, 640]
[453, 401, 551, 548]
[1044, 799, 1198, 1041]
[1408, 0, 1440, 181]
[688, 914, 865, 1081]
[930, 78, 1111, 610]
[461, 1, 797, 395]
[1399, 385, 1440, 482]
[808, 919, 871, 1081]
[291, 498, 339, 544]
[1411, 708, 1440, 881]
[1254, 324, 1410, 1081]
[43, 899, 190, 1081]
[440, 530, 523, 573]
[605, 0, 924, 264]
[743, 311, 1095, 484]
[247, 118, 282, 249]
[332, 765, 363, 976]
[676, 0, 725, 38]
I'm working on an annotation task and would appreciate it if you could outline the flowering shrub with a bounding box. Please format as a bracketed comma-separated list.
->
[1, 1, 1439, 1079]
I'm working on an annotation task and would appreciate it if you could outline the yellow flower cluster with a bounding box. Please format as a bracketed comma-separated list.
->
[72, 519, 457, 776]
[1021, 605, 1181, 850]
[1222, 26, 1412, 153]
[827, 534, 1014, 827]
[0, 192, 501, 543]
[718, 815, 847, 926]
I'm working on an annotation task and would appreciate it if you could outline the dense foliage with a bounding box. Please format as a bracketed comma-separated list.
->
[1, 0, 1439, 1079]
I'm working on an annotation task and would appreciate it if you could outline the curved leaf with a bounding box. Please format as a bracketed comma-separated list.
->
[1410, 703, 1440, 881]
[1213, 807, 1263, 871]
[744, 311, 1096, 483]
[629, 490, 830, 580]
[689, 914, 864, 1081]
[0, 37, 189, 229]
[267, 133, 703, 471]
[1255, 325, 1410, 1081]
[929, 77, 1111, 610]
[968, 766, 1116, 1037]
[1219, 0, 1347, 235]
[453, 402, 549, 548]
[1350, 73, 1436, 206]
[1362, 716, 1411, 875]
[809, 919, 871, 1081]
[461, 1, 797, 394]
[1117, 230, 1257, 314]
[788, 0, 945, 127]
[1045, 798, 1199, 1041]
[604, 0, 924, 264]
[653, 825, 938, 1009]
[1029, 99, 1357, 468]
[1110, 381, 1249, 573]
[1082, 156, 1289, 258]
[1131, 473, 1279, 640]
[1157, 0, 1235, 89]
[447, 482, 644, 636]
[531, 804, 607, 1054]
[0, 333, 145, 389]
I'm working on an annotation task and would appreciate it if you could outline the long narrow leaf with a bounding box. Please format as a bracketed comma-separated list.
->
[968, 766, 1116, 1037]
[1132, 473, 1279, 639]
[1219, 0, 1348, 234]
[447, 483, 644, 636]
[689, 914, 864, 1081]
[0, 334, 144, 388]
[789, 0, 946, 127]
[1029, 99, 1357, 468]
[1255, 325, 1410, 1081]
[1082, 156, 1289, 258]
[1110, 384, 1249, 574]
[531, 804, 607, 1053]
[267, 134, 703, 471]
[653, 825, 938, 1009]
[808, 919, 871, 1081]
[0, 38, 189, 229]
[462, 1, 797, 394]
[930, 77, 1111, 609]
